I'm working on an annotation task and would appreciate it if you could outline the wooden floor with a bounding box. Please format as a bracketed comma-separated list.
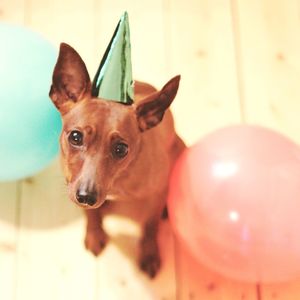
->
[1, 0, 300, 299]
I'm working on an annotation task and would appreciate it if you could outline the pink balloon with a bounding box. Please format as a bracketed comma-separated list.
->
[168, 125, 300, 283]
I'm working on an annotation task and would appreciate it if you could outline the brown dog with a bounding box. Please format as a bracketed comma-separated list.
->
[49, 43, 185, 278]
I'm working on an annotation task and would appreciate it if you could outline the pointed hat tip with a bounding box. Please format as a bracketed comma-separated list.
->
[122, 11, 129, 20]
[92, 11, 134, 104]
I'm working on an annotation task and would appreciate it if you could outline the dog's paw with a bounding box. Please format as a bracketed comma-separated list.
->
[84, 228, 109, 256]
[139, 251, 161, 279]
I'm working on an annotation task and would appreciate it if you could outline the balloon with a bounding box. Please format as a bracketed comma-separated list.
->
[0, 23, 61, 181]
[168, 125, 300, 283]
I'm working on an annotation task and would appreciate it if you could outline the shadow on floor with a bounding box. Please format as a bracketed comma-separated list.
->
[0, 158, 81, 229]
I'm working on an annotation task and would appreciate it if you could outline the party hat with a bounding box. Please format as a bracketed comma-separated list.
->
[92, 12, 134, 104]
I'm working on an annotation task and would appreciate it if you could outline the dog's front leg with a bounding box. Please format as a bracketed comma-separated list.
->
[84, 208, 108, 256]
[139, 215, 162, 278]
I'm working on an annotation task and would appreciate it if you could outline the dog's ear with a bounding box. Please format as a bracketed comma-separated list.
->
[136, 75, 180, 132]
[49, 43, 91, 114]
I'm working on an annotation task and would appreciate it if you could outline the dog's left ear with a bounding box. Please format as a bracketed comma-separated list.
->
[49, 43, 91, 114]
[136, 75, 180, 132]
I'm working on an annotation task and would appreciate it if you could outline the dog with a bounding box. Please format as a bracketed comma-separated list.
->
[49, 43, 185, 278]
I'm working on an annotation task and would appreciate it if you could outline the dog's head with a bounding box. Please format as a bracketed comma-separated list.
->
[49, 43, 180, 209]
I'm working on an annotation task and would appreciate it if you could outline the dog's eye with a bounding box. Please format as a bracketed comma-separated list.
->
[112, 142, 128, 159]
[68, 130, 83, 146]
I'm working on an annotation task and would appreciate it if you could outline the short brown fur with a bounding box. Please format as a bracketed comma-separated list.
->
[49, 43, 185, 278]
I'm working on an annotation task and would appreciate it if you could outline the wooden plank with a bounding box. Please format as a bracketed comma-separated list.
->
[0, 2, 25, 299]
[166, 0, 242, 146]
[25, 0, 95, 73]
[93, 1, 177, 298]
[175, 242, 257, 300]
[97, 218, 176, 300]
[234, 0, 300, 142]
[0, 0, 25, 23]
[13, 2, 99, 299]
[234, 0, 300, 298]
[260, 281, 300, 300]
[15, 160, 98, 300]
[166, 0, 256, 298]
[0, 182, 18, 300]
[93, 0, 168, 87]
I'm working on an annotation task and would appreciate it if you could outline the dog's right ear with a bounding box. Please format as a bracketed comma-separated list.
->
[49, 43, 91, 114]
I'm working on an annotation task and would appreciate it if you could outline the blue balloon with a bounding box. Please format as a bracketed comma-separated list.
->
[0, 23, 61, 181]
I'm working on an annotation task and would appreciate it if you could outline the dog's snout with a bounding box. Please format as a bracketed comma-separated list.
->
[76, 189, 97, 206]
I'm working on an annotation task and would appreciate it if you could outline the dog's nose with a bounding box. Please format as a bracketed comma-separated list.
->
[76, 189, 97, 206]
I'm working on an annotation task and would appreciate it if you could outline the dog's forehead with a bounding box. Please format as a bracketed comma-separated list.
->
[63, 98, 136, 131]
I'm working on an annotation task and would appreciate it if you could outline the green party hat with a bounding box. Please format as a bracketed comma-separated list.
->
[92, 12, 134, 104]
